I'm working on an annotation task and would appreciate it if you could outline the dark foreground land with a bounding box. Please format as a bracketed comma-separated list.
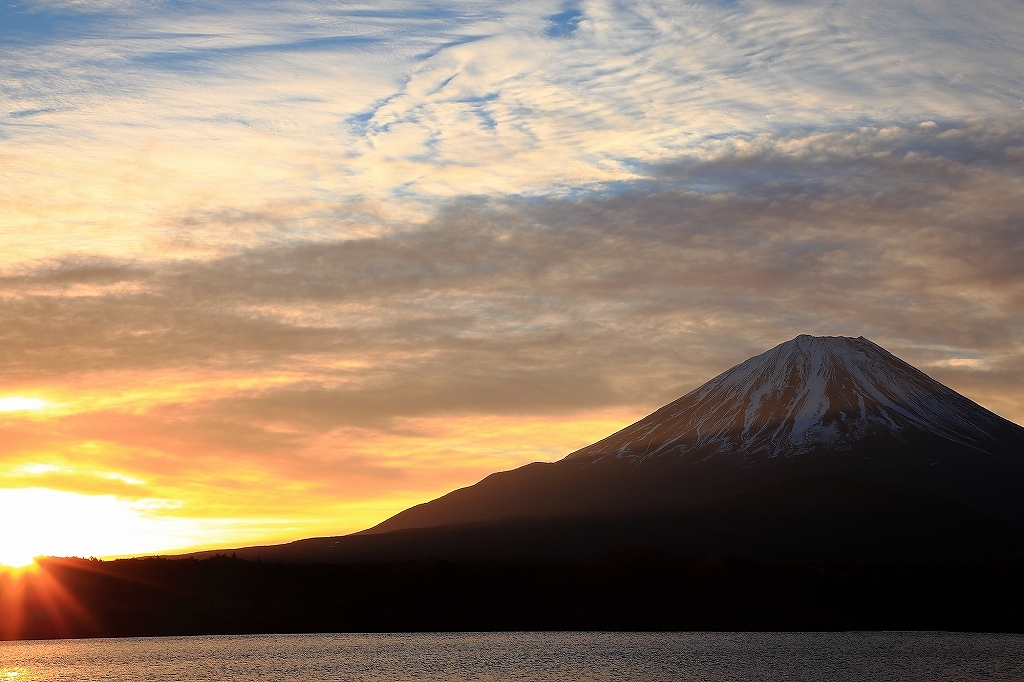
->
[4, 552, 1024, 640]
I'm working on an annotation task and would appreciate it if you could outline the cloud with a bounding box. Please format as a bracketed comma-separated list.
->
[1, 116, 1022, 428]
[4, 0, 1024, 257]
[3, 0, 1024, 547]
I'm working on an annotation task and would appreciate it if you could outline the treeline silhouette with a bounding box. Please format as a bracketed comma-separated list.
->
[4, 551, 1024, 639]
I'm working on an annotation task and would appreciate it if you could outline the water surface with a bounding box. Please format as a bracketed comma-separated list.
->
[2, 632, 1023, 681]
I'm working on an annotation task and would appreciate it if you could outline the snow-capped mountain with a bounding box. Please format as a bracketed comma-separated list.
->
[568, 335, 1024, 465]
[364, 334, 1024, 536]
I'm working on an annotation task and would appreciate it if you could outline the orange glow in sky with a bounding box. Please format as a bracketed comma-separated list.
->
[0, 389, 647, 562]
[2, 0, 1023, 565]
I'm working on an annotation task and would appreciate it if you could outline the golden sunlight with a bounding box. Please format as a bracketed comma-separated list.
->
[0, 551, 35, 571]
[0, 398, 47, 413]
[0, 488, 221, 566]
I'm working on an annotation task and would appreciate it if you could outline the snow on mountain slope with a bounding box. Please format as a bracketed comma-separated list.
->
[361, 334, 1024, 535]
[568, 335, 1024, 465]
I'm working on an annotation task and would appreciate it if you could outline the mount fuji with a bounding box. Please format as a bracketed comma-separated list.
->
[569, 334, 1021, 466]
[37, 336, 1024, 639]
[364, 335, 1024, 536]
[194, 335, 1024, 562]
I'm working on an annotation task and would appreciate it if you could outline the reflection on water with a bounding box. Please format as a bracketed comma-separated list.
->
[1, 631, 1024, 681]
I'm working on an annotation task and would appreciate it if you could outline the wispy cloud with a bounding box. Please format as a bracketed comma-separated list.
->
[2, 0, 1023, 553]
[3, 116, 1022, 415]
[4, 0, 1024, 258]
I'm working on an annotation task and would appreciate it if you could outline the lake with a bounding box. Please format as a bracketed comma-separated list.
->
[2, 632, 1023, 681]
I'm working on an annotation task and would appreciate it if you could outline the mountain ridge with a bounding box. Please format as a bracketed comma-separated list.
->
[366, 335, 1024, 535]
[569, 335, 1024, 465]
[165, 334, 1024, 563]
[179, 473, 1024, 564]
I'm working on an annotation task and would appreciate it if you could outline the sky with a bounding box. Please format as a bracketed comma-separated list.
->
[1, 0, 1023, 566]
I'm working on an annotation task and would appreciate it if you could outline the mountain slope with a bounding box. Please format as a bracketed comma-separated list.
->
[185, 474, 1024, 563]
[366, 335, 1024, 534]
[567, 335, 1022, 464]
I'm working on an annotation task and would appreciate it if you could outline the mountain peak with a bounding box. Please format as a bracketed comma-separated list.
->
[365, 334, 1024, 536]
[567, 334, 1022, 465]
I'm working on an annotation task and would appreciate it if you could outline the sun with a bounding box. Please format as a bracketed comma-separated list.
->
[0, 487, 237, 564]
[0, 549, 37, 570]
